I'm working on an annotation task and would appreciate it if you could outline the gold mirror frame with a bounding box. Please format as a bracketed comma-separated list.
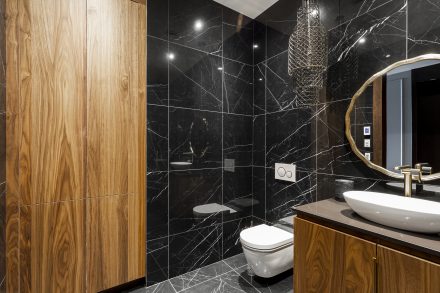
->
[345, 54, 440, 181]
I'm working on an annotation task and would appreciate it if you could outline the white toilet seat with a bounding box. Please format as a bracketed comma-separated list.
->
[240, 224, 293, 250]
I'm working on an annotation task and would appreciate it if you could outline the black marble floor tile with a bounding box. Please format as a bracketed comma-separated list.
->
[169, 108, 222, 170]
[223, 8, 254, 65]
[223, 114, 253, 167]
[169, 168, 222, 234]
[146, 237, 169, 286]
[169, 44, 223, 112]
[408, 0, 440, 57]
[129, 281, 177, 293]
[223, 253, 248, 272]
[180, 270, 260, 293]
[147, 37, 169, 106]
[169, 0, 222, 54]
[169, 225, 222, 278]
[169, 259, 232, 292]
[147, 172, 169, 240]
[147, 105, 168, 172]
[235, 265, 294, 293]
[147, 0, 168, 40]
[223, 60, 253, 115]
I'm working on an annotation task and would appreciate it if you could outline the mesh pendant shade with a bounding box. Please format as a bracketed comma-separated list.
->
[288, 0, 328, 105]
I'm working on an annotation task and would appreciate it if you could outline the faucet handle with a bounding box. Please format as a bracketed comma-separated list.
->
[394, 165, 412, 171]
[415, 163, 432, 175]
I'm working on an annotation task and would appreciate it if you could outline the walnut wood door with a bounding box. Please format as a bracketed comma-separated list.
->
[378, 245, 440, 293]
[294, 218, 376, 293]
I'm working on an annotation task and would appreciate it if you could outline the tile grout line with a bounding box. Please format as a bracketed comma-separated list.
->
[222, 259, 263, 293]
[166, 0, 171, 283]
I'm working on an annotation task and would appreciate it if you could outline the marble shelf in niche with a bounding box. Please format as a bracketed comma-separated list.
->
[408, 0, 440, 57]
[147, 0, 168, 40]
[222, 7, 254, 65]
[147, 172, 168, 240]
[146, 237, 169, 286]
[223, 60, 253, 116]
[169, 107, 222, 170]
[223, 114, 253, 167]
[168, 0, 222, 55]
[223, 167, 253, 221]
[168, 224, 222, 278]
[168, 168, 222, 235]
[265, 108, 316, 172]
[265, 169, 316, 223]
[169, 43, 223, 112]
[147, 37, 169, 107]
[147, 105, 168, 173]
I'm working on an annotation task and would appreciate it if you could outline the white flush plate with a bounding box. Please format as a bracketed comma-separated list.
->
[275, 163, 296, 183]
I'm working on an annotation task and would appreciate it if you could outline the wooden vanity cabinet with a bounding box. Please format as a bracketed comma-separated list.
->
[294, 218, 440, 293]
[294, 218, 376, 293]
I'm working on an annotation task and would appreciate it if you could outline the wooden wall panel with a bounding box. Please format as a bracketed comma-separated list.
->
[19, 0, 87, 205]
[20, 201, 85, 293]
[378, 245, 440, 293]
[294, 218, 376, 293]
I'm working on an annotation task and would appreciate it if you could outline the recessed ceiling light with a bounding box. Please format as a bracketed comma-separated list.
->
[194, 19, 204, 31]
[258, 78, 263, 81]
[167, 53, 175, 60]
[217, 67, 223, 71]
[358, 37, 366, 44]
[385, 54, 391, 58]
[253, 44, 259, 49]
[311, 9, 319, 16]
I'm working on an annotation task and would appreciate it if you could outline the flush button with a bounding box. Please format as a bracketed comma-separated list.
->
[286, 171, 293, 178]
[277, 167, 286, 177]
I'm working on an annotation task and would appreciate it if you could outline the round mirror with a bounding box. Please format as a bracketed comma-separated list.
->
[345, 54, 440, 181]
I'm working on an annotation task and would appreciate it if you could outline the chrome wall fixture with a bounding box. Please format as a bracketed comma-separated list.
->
[288, 0, 328, 105]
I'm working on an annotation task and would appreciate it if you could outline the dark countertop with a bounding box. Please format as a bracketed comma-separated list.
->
[294, 199, 440, 259]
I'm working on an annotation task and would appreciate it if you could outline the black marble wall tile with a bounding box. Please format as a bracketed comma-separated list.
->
[223, 60, 253, 115]
[266, 22, 294, 60]
[408, 0, 440, 57]
[252, 167, 266, 221]
[223, 114, 252, 167]
[223, 167, 253, 221]
[146, 237, 169, 286]
[169, 168, 222, 235]
[265, 170, 316, 223]
[252, 115, 265, 167]
[147, 37, 168, 106]
[147, 105, 168, 172]
[169, 44, 222, 112]
[222, 217, 252, 258]
[147, 0, 168, 40]
[169, 225, 222, 278]
[223, 8, 253, 65]
[253, 62, 266, 115]
[169, 108, 222, 169]
[147, 172, 169, 240]
[253, 21, 266, 65]
[266, 108, 316, 171]
[169, 0, 222, 54]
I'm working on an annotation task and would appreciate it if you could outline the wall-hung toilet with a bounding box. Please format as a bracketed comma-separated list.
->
[240, 217, 294, 278]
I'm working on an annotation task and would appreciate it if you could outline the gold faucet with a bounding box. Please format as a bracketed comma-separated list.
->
[394, 163, 432, 197]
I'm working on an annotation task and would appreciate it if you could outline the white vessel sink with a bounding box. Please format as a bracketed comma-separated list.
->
[344, 191, 440, 234]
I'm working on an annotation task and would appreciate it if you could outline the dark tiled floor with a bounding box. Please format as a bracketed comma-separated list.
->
[127, 253, 293, 293]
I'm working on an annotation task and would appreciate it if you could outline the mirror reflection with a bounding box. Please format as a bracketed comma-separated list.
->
[349, 58, 440, 175]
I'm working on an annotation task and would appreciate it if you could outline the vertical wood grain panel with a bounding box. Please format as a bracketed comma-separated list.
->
[378, 245, 440, 293]
[5, 0, 21, 290]
[20, 201, 85, 293]
[294, 218, 376, 293]
[86, 195, 129, 292]
[19, 0, 86, 204]
[87, 0, 134, 198]
[373, 77, 384, 166]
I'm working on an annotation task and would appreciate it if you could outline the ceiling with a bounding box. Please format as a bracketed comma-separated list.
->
[213, 0, 280, 19]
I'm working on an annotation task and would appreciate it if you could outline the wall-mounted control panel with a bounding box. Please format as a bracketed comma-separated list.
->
[364, 139, 371, 148]
[275, 163, 296, 182]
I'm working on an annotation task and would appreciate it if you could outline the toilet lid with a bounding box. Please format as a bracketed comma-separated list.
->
[240, 224, 293, 250]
